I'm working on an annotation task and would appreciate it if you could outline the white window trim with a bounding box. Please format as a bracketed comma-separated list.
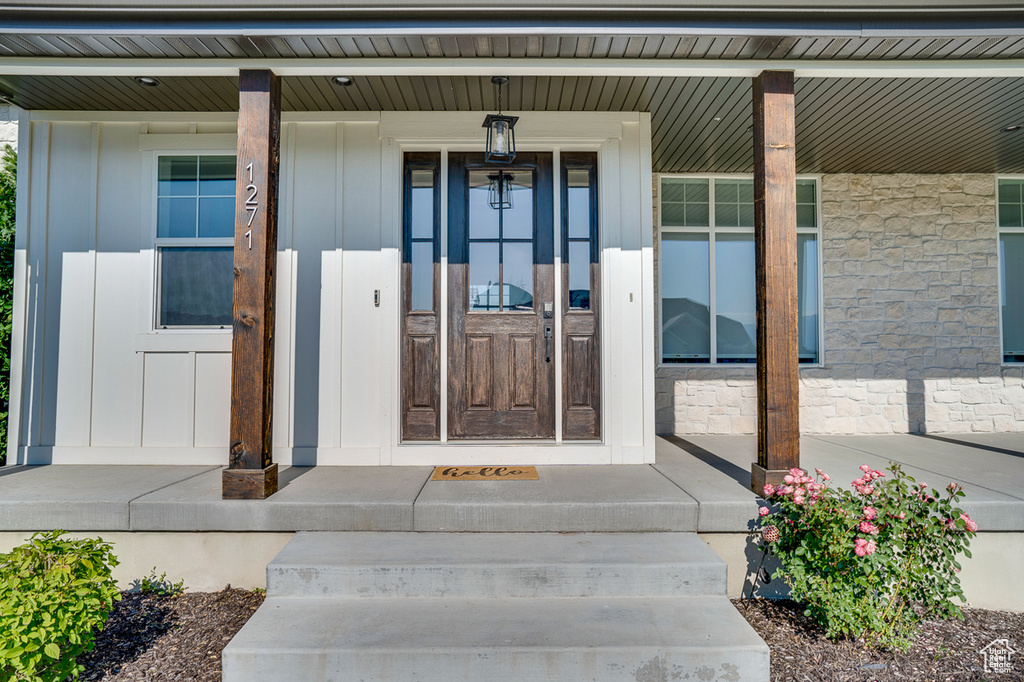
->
[656, 173, 825, 368]
[151, 151, 236, 331]
[995, 175, 1024, 365]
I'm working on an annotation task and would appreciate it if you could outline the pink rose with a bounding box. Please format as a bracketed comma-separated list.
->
[859, 521, 879, 535]
[758, 506, 770, 517]
[862, 507, 877, 520]
[854, 538, 869, 557]
[763, 484, 775, 497]
[960, 513, 978, 532]
[789, 468, 803, 477]
[860, 464, 871, 472]
[783, 474, 794, 484]
[865, 540, 877, 555]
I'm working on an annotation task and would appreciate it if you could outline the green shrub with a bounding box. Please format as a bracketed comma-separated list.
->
[0, 145, 15, 467]
[135, 567, 186, 597]
[0, 531, 121, 681]
[757, 463, 976, 650]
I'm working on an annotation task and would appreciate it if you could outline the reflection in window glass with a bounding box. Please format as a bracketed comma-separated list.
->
[406, 167, 437, 312]
[567, 170, 591, 238]
[199, 156, 236, 196]
[502, 242, 534, 309]
[156, 155, 235, 328]
[999, 180, 1024, 228]
[1001, 233, 1024, 362]
[468, 171, 499, 240]
[659, 176, 820, 364]
[158, 197, 198, 238]
[714, 180, 754, 228]
[410, 170, 435, 240]
[198, 197, 234, 238]
[661, 233, 710, 361]
[661, 178, 709, 227]
[469, 242, 500, 311]
[715, 234, 756, 361]
[157, 155, 235, 239]
[466, 169, 535, 312]
[566, 168, 593, 309]
[501, 173, 534, 240]
[796, 179, 817, 228]
[798, 233, 819, 362]
[568, 241, 591, 310]
[411, 241, 433, 312]
[159, 247, 233, 327]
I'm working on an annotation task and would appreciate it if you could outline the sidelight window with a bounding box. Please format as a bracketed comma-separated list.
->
[405, 164, 439, 313]
[658, 176, 821, 364]
[155, 155, 235, 328]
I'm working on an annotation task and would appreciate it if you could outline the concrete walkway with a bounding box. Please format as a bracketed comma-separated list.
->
[0, 434, 1021, 533]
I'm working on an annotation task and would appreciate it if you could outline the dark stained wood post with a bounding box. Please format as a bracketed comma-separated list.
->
[223, 69, 281, 500]
[751, 70, 800, 493]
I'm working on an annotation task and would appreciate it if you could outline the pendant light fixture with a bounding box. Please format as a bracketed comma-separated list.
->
[487, 172, 514, 210]
[482, 76, 518, 163]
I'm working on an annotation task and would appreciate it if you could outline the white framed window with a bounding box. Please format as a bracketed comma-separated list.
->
[997, 177, 1024, 363]
[658, 175, 822, 365]
[154, 155, 235, 328]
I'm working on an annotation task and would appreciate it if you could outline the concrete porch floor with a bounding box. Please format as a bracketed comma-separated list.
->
[0, 434, 1020, 533]
[1, 434, 1022, 608]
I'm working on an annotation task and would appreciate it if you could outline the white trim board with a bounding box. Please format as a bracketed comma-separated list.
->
[5, 57, 1024, 79]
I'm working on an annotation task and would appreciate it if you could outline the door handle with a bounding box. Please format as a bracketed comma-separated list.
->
[544, 324, 552, 363]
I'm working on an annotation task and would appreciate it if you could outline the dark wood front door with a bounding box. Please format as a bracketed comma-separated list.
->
[447, 153, 555, 439]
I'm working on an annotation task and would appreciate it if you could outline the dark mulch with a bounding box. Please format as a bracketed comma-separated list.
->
[734, 598, 1024, 681]
[74, 588, 1023, 680]
[78, 588, 264, 681]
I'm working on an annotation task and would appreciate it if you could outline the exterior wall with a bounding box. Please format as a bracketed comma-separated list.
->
[10, 111, 656, 466]
[0, 104, 16, 151]
[658, 173, 1024, 435]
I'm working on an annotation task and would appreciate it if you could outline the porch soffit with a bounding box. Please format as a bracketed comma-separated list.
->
[4, 34, 1024, 62]
[5, 73, 1024, 174]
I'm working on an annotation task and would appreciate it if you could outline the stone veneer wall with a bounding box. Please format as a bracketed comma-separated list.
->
[0, 104, 17, 152]
[656, 173, 1024, 435]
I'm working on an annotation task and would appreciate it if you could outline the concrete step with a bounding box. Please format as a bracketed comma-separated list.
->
[267, 531, 727, 598]
[222, 595, 769, 682]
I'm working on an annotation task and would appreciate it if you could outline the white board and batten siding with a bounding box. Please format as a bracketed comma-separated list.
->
[8, 110, 655, 466]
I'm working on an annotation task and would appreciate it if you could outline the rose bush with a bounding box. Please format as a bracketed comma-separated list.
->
[756, 462, 976, 650]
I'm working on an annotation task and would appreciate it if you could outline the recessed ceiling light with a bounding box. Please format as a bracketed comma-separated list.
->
[134, 77, 160, 87]
[1003, 125, 1022, 132]
[332, 76, 353, 86]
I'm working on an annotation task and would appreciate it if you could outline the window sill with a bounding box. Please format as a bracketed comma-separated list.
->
[135, 330, 232, 353]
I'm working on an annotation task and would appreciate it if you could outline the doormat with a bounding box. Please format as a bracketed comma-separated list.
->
[431, 466, 539, 481]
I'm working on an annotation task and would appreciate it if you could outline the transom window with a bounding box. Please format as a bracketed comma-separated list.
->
[997, 178, 1024, 363]
[658, 176, 821, 364]
[155, 155, 235, 328]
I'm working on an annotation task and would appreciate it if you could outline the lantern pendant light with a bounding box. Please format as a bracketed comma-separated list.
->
[488, 172, 514, 210]
[482, 76, 518, 163]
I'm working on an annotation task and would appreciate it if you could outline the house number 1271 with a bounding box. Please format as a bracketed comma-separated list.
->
[244, 161, 258, 249]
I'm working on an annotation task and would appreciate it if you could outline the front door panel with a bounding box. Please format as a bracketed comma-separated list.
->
[448, 153, 555, 439]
